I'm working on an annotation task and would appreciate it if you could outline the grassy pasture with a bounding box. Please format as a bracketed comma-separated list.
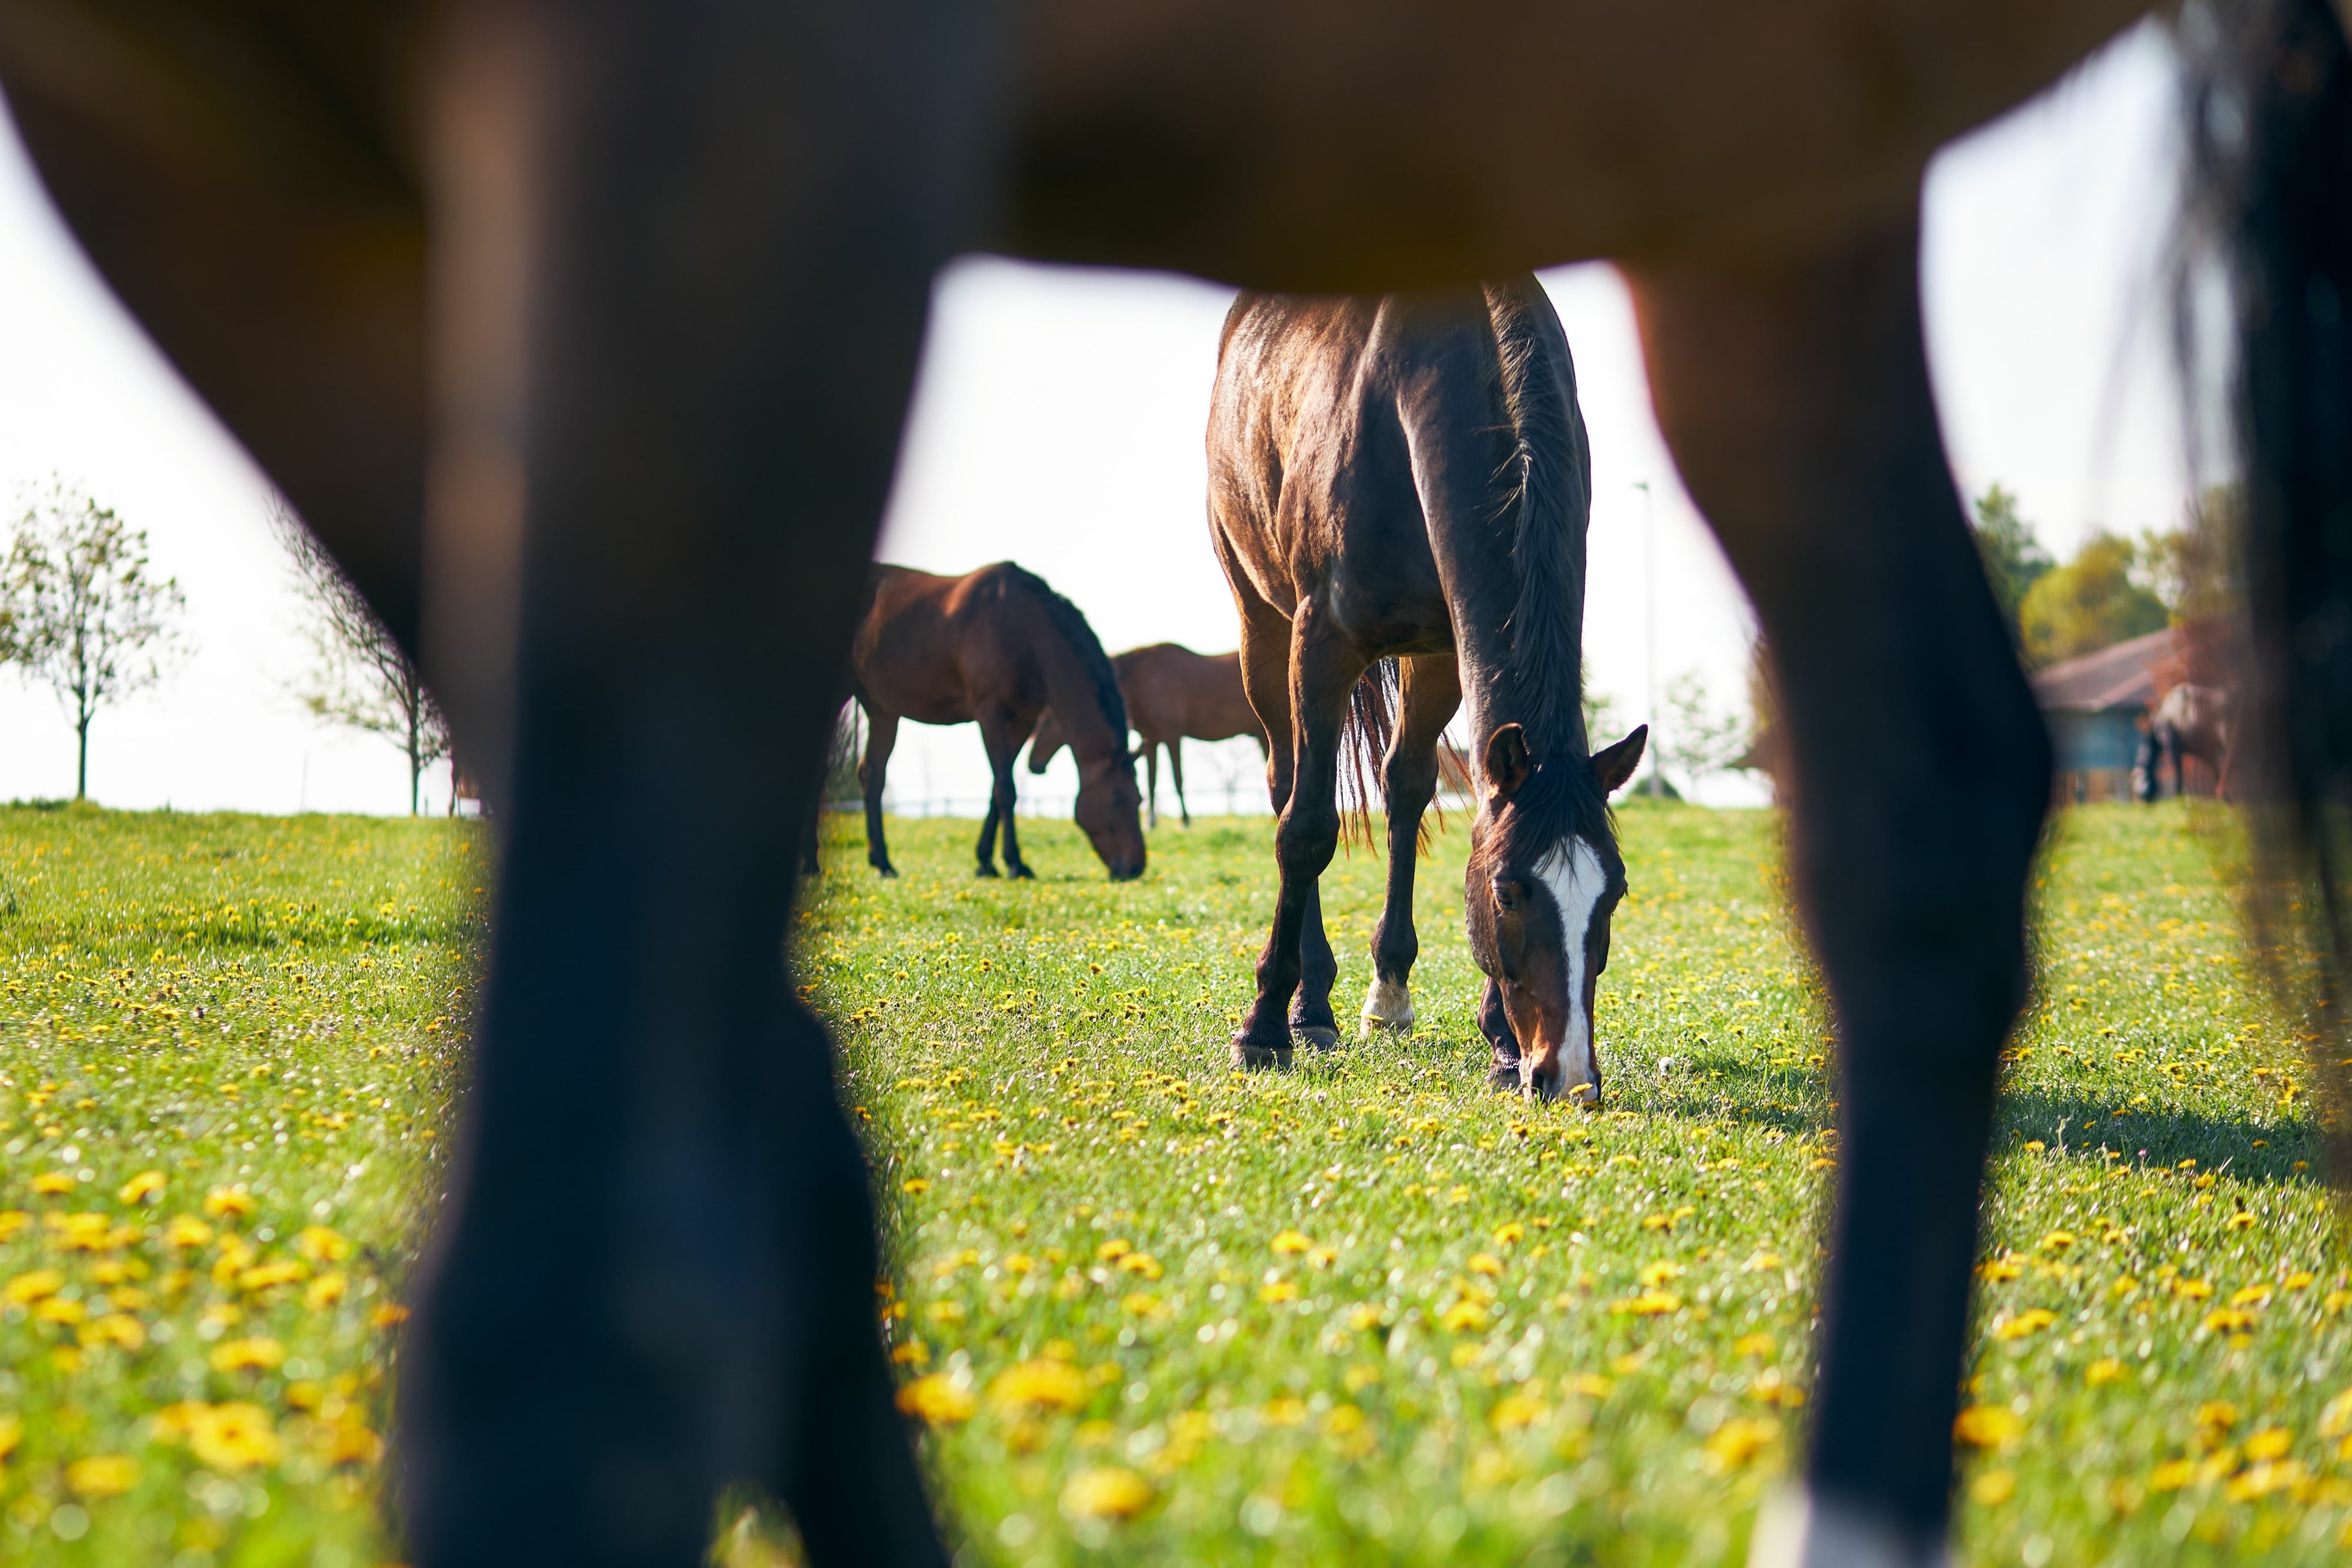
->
[0, 798, 2346, 1565]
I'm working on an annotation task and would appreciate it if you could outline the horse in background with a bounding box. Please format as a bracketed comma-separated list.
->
[1210, 281, 1646, 1099]
[846, 564, 1143, 880]
[2135, 682, 2237, 801]
[1028, 643, 1265, 826]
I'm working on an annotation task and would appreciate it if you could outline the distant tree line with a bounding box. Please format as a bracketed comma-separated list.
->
[1969, 483, 2222, 670]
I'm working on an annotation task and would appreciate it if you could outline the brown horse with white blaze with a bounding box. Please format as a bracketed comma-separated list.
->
[1028, 643, 1265, 826]
[848, 563, 1144, 881]
[1209, 281, 1646, 1099]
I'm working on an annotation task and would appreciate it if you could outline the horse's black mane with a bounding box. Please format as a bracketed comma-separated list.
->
[1483, 281, 1614, 857]
[1001, 563, 1135, 769]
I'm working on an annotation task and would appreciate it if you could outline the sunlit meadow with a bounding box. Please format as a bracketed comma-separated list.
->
[1, 797, 2347, 1564]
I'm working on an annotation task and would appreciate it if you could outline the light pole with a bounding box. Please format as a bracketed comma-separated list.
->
[1635, 480, 1661, 798]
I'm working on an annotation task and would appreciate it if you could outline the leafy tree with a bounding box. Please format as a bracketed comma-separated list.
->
[1, 480, 184, 800]
[2019, 532, 2169, 668]
[1580, 656, 1621, 749]
[1659, 668, 1748, 794]
[276, 501, 449, 815]
[1972, 484, 2053, 634]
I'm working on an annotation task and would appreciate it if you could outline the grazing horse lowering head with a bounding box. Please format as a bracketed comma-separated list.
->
[1073, 744, 1147, 880]
[1465, 721, 1647, 1104]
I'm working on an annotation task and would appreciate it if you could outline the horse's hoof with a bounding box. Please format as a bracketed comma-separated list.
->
[873, 863, 897, 878]
[1292, 1024, 1341, 1054]
[974, 864, 999, 878]
[1010, 864, 1035, 881]
[1359, 977, 1414, 1038]
[1231, 1039, 1294, 1072]
[1747, 1486, 1952, 1568]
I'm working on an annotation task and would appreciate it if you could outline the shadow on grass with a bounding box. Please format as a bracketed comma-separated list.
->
[1992, 1086, 2324, 1189]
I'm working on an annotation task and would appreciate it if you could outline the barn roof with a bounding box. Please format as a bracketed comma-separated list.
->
[2029, 626, 2176, 713]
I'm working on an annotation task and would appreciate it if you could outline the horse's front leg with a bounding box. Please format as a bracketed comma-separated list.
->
[978, 710, 1037, 878]
[1630, 210, 2049, 1567]
[860, 708, 901, 877]
[1362, 653, 1459, 1038]
[1234, 601, 1358, 1064]
[400, 5, 973, 1564]
[1144, 742, 1161, 828]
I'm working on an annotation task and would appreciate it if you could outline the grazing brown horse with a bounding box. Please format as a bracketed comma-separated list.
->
[1210, 282, 1648, 1096]
[848, 563, 1143, 880]
[1027, 643, 1264, 826]
[12, 4, 2349, 1568]
[2139, 681, 2237, 800]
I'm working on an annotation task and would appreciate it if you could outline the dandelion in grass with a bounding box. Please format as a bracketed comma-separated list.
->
[1060, 1466, 1152, 1521]
[202, 1186, 256, 1221]
[4, 1269, 64, 1305]
[31, 1173, 74, 1196]
[1953, 1406, 2023, 1450]
[64, 1455, 136, 1497]
[992, 1358, 1089, 1415]
[1992, 1309, 2056, 1341]
[1271, 1229, 1311, 1256]
[188, 1403, 281, 1471]
[1970, 1469, 2016, 1506]
[896, 1375, 977, 1425]
[115, 1171, 164, 1205]
[2086, 1358, 2124, 1386]
[1702, 1417, 1779, 1472]
[209, 1336, 287, 1373]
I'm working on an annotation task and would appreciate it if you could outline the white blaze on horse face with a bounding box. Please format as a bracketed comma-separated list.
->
[1534, 838, 1608, 1095]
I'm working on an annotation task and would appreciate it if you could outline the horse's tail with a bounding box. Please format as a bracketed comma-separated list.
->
[1337, 658, 1465, 855]
[2189, 0, 2352, 1171]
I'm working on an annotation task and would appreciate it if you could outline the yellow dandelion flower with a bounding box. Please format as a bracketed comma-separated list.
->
[295, 1226, 351, 1263]
[1491, 1392, 1547, 1430]
[78, 1314, 145, 1352]
[1609, 1292, 1682, 1318]
[2319, 1388, 2352, 1439]
[2040, 1231, 2076, 1252]
[1002, 1253, 1034, 1276]
[2229, 1211, 2257, 1231]
[1258, 1281, 1299, 1304]
[1565, 1373, 1614, 1399]
[925, 1301, 965, 1325]
[1953, 1406, 2024, 1450]
[64, 1455, 136, 1497]
[2148, 1458, 2195, 1492]
[1261, 1396, 1307, 1426]
[2195, 1400, 2239, 1432]
[2202, 1308, 2257, 1334]
[901, 1178, 930, 1194]
[163, 1216, 213, 1249]
[1060, 1466, 1152, 1521]
[1970, 1469, 2016, 1506]
[31, 1173, 74, 1196]
[34, 1297, 84, 1326]
[115, 1171, 165, 1205]
[1121, 1292, 1158, 1316]
[238, 1261, 308, 1293]
[208, 1336, 287, 1373]
[1743, 1252, 1784, 1273]
[1993, 1309, 2057, 1341]
[188, 1403, 280, 1472]
[305, 1272, 348, 1311]
[1441, 1301, 1491, 1332]
[1095, 1239, 1131, 1262]
[1638, 1261, 1685, 1289]
[2327, 1289, 2352, 1315]
[1468, 1253, 1503, 1277]
[1346, 1303, 1385, 1333]
[1492, 1223, 1526, 1246]
[1117, 1252, 1162, 1280]
[202, 1186, 256, 1221]
[895, 1374, 977, 1425]
[369, 1304, 410, 1329]
[1307, 1246, 1338, 1269]
[2173, 1279, 2213, 1301]
[1271, 1230, 1311, 1256]
[1702, 1417, 1779, 1472]
[991, 1358, 1090, 1415]
[0, 1212, 26, 1241]
[0, 1412, 21, 1461]
[3, 1269, 65, 1305]
[2243, 1428, 2293, 1462]
[1324, 1403, 1366, 1436]
[1977, 1254, 2024, 1282]
[316, 1419, 383, 1467]
[2229, 1284, 2273, 1308]
[2086, 1358, 2124, 1386]
[1733, 1334, 1776, 1359]
[2284, 1271, 2317, 1291]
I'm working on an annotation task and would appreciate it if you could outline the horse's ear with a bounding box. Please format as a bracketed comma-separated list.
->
[1591, 725, 1647, 795]
[1483, 724, 1532, 801]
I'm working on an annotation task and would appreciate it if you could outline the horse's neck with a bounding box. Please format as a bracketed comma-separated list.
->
[1439, 533, 1585, 759]
[1033, 622, 1122, 761]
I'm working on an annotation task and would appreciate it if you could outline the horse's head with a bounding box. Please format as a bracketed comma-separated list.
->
[1074, 748, 1146, 880]
[1027, 710, 1068, 775]
[1465, 722, 1646, 1104]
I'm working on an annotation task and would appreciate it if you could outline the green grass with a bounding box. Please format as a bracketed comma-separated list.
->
[2, 799, 2347, 1565]
[810, 802, 2350, 1566]
[0, 803, 480, 1567]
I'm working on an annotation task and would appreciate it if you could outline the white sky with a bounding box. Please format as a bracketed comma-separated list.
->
[0, 22, 2186, 818]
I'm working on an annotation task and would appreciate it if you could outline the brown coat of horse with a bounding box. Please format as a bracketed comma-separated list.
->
[848, 563, 1143, 880]
[1028, 643, 1264, 825]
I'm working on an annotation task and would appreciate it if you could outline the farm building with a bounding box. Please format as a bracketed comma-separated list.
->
[2030, 625, 2221, 803]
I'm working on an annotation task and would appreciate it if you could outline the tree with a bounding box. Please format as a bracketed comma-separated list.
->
[2018, 532, 2170, 668]
[1972, 483, 2053, 635]
[1658, 668, 1748, 794]
[276, 500, 450, 815]
[1, 479, 184, 800]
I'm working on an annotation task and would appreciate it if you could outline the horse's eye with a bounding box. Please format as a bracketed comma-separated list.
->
[1491, 876, 1519, 912]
